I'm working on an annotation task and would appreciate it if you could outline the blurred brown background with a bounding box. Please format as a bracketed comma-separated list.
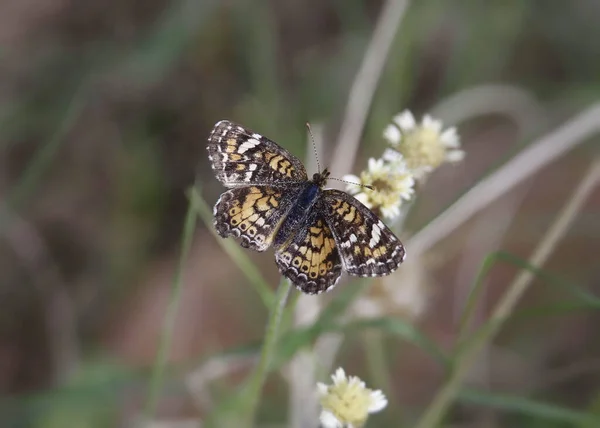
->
[0, 0, 599, 427]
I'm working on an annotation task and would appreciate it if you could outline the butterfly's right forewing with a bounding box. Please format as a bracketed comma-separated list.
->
[321, 189, 405, 277]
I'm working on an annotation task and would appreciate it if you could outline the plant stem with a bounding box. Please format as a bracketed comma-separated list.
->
[143, 188, 197, 421]
[189, 187, 274, 308]
[331, 0, 410, 177]
[364, 329, 401, 424]
[241, 278, 293, 426]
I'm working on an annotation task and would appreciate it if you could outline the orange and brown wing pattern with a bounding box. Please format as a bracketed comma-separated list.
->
[213, 185, 296, 252]
[321, 189, 405, 277]
[207, 120, 307, 187]
[275, 212, 342, 294]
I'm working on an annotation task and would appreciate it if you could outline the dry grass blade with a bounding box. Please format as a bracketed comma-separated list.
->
[330, 0, 411, 177]
[408, 103, 600, 256]
[414, 158, 600, 428]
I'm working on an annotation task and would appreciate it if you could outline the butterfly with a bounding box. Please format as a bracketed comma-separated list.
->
[207, 120, 405, 294]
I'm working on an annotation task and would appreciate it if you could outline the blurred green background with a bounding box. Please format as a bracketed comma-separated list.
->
[1, 0, 599, 427]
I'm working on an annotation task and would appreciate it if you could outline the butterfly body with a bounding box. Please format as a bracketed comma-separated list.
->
[207, 120, 405, 294]
[273, 172, 327, 248]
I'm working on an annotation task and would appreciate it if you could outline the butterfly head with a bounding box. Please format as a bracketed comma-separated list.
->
[312, 169, 330, 188]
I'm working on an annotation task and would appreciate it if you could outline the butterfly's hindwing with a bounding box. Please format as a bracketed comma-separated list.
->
[275, 211, 342, 294]
[213, 185, 296, 251]
[321, 189, 405, 277]
[207, 120, 307, 187]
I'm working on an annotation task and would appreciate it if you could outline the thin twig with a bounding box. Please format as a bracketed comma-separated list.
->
[453, 185, 531, 322]
[330, 0, 411, 177]
[414, 158, 600, 428]
[408, 103, 600, 256]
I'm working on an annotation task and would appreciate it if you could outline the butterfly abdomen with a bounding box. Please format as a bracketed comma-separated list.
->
[274, 183, 320, 247]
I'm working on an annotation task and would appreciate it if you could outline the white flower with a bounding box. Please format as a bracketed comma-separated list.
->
[343, 156, 414, 221]
[383, 109, 464, 179]
[317, 367, 387, 427]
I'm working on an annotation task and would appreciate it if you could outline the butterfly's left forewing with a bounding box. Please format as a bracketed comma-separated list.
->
[207, 120, 307, 187]
[320, 189, 405, 277]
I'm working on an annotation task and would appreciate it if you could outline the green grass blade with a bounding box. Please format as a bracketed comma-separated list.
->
[188, 187, 274, 308]
[143, 191, 198, 421]
[457, 251, 600, 347]
[495, 252, 600, 306]
[458, 388, 600, 425]
[1, 89, 86, 220]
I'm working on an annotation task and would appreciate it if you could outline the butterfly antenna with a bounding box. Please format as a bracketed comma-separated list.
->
[328, 176, 373, 190]
[306, 122, 321, 173]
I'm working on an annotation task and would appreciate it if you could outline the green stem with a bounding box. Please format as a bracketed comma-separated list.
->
[143, 189, 197, 421]
[241, 278, 293, 426]
[364, 330, 393, 397]
[363, 329, 401, 424]
[189, 187, 274, 308]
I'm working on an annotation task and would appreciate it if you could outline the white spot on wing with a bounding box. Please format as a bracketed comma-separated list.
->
[238, 138, 261, 154]
[368, 223, 381, 248]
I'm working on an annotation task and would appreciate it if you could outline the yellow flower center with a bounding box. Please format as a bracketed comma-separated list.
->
[320, 381, 373, 426]
[400, 128, 446, 170]
[370, 178, 393, 193]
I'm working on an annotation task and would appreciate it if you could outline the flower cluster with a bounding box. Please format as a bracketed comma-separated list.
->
[343, 157, 414, 220]
[317, 367, 387, 428]
[344, 110, 464, 222]
[384, 110, 464, 179]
